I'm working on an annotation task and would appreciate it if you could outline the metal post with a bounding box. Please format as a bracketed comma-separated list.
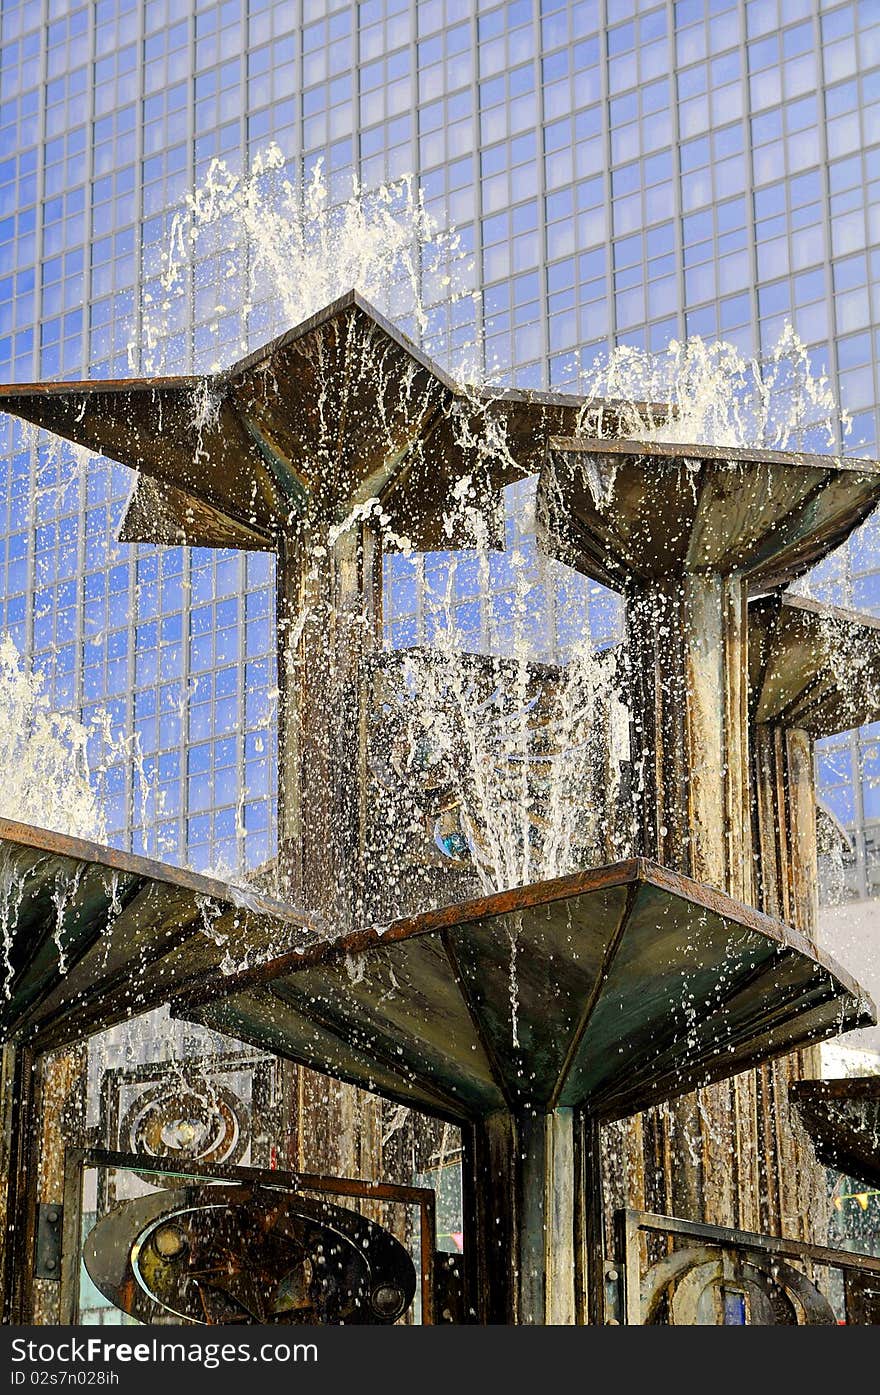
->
[625, 571, 753, 1230]
[275, 517, 383, 925]
[463, 1107, 600, 1325]
[1, 1041, 38, 1324]
[626, 572, 751, 900]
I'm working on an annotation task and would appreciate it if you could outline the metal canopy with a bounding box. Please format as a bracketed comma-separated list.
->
[174, 858, 875, 1127]
[749, 593, 880, 738]
[0, 817, 318, 1053]
[0, 291, 625, 555]
[790, 1077, 880, 1190]
[540, 437, 880, 591]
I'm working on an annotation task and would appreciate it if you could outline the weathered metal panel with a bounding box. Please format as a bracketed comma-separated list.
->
[790, 1077, 880, 1190]
[749, 594, 880, 738]
[444, 884, 631, 1109]
[177, 861, 874, 1129]
[188, 986, 479, 1123]
[541, 439, 880, 589]
[0, 819, 318, 1049]
[0, 292, 646, 560]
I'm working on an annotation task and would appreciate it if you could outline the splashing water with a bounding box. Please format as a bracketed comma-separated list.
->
[0, 634, 171, 867]
[131, 147, 631, 912]
[389, 643, 628, 898]
[138, 147, 477, 378]
[50, 862, 84, 978]
[366, 560, 631, 913]
[816, 610, 880, 727]
[575, 322, 850, 455]
[0, 634, 105, 842]
[0, 846, 28, 999]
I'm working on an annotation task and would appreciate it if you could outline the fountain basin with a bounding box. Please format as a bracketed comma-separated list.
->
[540, 437, 880, 592]
[790, 1076, 880, 1191]
[174, 858, 875, 1126]
[0, 817, 318, 1053]
[0, 291, 638, 556]
[749, 593, 880, 737]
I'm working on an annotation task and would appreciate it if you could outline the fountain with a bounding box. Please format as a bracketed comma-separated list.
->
[1, 291, 879, 1324]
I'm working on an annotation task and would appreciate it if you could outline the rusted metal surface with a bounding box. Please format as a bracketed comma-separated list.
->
[118, 474, 270, 551]
[749, 593, 880, 738]
[83, 1186, 416, 1324]
[460, 1105, 598, 1325]
[274, 522, 383, 919]
[624, 574, 752, 892]
[0, 292, 640, 918]
[0, 291, 641, 557]
[175, 858, 875, 1126]
[0, 817, 320, 1052]
[14, 807, 861, 1323]
[615, 1207, 880, 1324]
[541, 437, 880, 591]
[790, 1077, 880, 1191]
[538, 441, 880, 891]
[0, 299, 638, 926]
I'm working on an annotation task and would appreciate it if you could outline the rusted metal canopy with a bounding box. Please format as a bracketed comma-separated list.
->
[540, 438, 880, 591]
[0, 817, 318, 1052]
[790, 1077, 880, 1189]
[749, 594, 880, 738]
[174, 858, 875, 1127]
[0, 291, 622, 555]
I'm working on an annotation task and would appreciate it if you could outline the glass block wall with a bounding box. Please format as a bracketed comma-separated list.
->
[2, 0, 880, 890]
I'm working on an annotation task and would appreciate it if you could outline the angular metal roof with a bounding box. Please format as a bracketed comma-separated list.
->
[0, 291, 621, 555]
[790, 1076, 880, 1190]
[749, 594, 880, 737]
[175, 858, 875, 1126]
[0, 817, 319, 1053]
[541, 437, 880, 591]
[0, 821, 872, 1125]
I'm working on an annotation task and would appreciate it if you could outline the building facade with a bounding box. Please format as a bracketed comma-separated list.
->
[1, 0, 880, 893]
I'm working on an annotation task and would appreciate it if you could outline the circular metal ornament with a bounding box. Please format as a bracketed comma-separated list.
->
[119, 1084, 247, 1178]
[642, 1245, 837, 1325]
[83, 1185, 416, 1326]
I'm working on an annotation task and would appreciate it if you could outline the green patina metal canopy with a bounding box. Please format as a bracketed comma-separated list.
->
[0, 817, 318, 1054]
[0, 817, 871, 1135]
[174, 858, 874, 1127]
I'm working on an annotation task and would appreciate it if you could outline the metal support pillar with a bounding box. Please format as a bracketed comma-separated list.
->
[276, 517, 383, 925]
[1, 1041, 37, 1324]
[626, 571, 755, 1229]
[626, 572, 751, 900]
[463, 1109, 604, 1325]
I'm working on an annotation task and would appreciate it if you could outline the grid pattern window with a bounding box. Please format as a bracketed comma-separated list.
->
[2, 0, 880, 888]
